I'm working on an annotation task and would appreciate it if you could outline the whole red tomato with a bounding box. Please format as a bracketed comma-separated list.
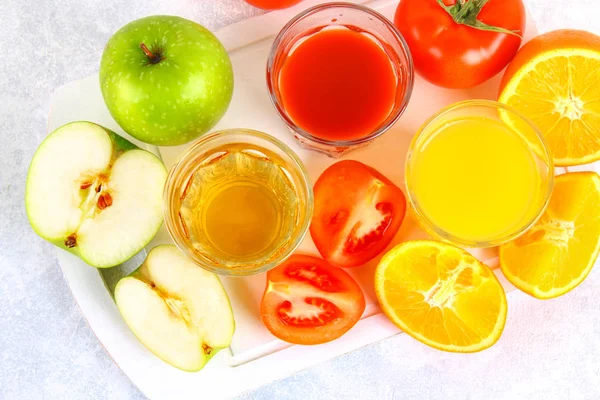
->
[394, 0, 525, 88]
[244, 0, 301, 10]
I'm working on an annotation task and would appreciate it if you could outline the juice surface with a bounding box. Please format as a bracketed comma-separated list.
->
[279, 28, 397, 141]
[179, 144, 299, 263]
[409, 116, 543, 243]
[204, 180, 280, 257]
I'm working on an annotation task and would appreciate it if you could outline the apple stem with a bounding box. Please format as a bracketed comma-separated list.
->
[65, 234, 77, 248]
[202, 344, 214, 355]
[140, 43, 162, 64]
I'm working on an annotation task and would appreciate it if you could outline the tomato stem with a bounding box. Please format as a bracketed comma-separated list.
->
[436, 0, 522, 37]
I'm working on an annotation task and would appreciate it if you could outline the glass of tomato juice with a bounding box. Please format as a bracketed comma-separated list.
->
[267, 3, 414, 156]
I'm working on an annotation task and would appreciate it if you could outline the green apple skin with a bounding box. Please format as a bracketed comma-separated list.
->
[100, 15, 234, 146]
[114, 245, 235, 372]
[25, 121, 167, 268]
[123, 269, 229, 370]
[27, 122, 136, 257]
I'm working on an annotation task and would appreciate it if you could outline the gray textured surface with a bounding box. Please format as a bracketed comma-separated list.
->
[1, 0, 600, 399]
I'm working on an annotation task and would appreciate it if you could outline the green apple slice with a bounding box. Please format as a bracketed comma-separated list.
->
[26, 121, 167, 268]
[114, 245, 235, 372]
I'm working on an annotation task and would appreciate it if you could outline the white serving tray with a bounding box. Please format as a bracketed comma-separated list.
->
[48, 1, 595, 398]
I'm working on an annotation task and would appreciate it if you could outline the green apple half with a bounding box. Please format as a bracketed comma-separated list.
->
[115, 245, 235, 372]
[26, 121, 167, 268]
[100, 15, 234, 146]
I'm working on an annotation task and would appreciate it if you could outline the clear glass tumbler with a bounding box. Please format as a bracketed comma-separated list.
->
[164, 128, 313, 276]
[267, 2, 414, 157]
[405, 100, 554, 247]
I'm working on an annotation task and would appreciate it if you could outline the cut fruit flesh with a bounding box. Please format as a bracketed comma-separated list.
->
[114, 245, 235, 372]
[76, 150, 167, 267]
[26, 121, 167, 268]
[26, 122, 113, 240]
[500, 172, 600, 299]
[375, 241, 507, 353]
[498, 30, 600, 166]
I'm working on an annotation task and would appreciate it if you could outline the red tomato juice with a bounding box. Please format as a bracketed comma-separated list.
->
[279, 28, 397, 142]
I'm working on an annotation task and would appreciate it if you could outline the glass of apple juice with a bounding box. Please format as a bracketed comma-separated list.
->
[164, 128, 313, 276]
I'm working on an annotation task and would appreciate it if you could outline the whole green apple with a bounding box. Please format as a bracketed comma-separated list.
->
[100, 15, 234, 146]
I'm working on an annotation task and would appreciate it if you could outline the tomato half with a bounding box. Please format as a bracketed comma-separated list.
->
[260, 255, 366, 345]
[310, 160, 406, 268]
[244, 0, 301, 10]
[394, 0, 525, 88]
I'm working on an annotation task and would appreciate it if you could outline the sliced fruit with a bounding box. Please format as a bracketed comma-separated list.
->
[26, 121, 167, 268]
[375, 241, 507, 352]
[498, 29, 600, 166]
[500, 172, 600, 299]
[260, 254, 365, 345]
[114, 245, 235, 372]
[310, 160, 406, 268]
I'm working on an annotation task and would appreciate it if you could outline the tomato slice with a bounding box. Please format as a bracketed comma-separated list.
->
[310, 160, 406, 268]
[260, 255, 366, 345]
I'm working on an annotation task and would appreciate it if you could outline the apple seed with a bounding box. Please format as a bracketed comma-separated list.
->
[97, 192, 113, 210]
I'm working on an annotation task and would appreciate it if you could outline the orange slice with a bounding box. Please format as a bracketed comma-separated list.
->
[498, 30, 600, 166]
[374, 241, 507, 352]
[500, 172, 600, 299]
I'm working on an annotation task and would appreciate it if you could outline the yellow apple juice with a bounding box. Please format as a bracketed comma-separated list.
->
[407, 115, 548, 244]
[179, 143, 299, 263]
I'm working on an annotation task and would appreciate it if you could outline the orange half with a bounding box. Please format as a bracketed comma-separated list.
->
[375, 241, 507, 352]
[500, 172, 600, 299]
[498, 30, 600, 166]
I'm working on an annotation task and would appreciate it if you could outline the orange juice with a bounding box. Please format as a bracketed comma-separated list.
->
[406, 104, 553, 246]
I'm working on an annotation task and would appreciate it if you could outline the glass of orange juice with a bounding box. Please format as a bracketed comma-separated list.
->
[406, 100, 554, 247]
[164, 128, 313, 276]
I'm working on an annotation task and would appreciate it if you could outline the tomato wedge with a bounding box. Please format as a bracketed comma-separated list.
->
[260, 255, 366, 345]
[310, 160, 406, 268]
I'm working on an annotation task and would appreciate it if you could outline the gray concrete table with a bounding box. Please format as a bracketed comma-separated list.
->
[1, 0, 599, 399]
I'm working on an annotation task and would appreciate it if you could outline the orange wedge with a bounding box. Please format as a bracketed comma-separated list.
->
[374, 241, 507, 353]
[498, 30, 600, 166]
[500, 172, 600, 299]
